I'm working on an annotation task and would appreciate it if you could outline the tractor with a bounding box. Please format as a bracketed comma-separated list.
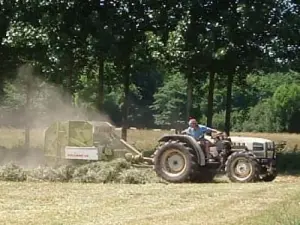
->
[42, 120, 277, 183]
[152, 131, 277, 183]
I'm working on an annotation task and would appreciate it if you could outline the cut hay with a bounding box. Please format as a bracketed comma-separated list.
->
[0, 159, 162, 184]
[117, 168, 166, 184]
[70, 158, 131, 183]
[27, 165, 75, 182]
[0, 162, 27, 181]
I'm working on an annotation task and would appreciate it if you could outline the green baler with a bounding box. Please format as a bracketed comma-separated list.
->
[43, 120, 146, 164]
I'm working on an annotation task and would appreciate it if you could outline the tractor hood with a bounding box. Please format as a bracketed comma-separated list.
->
[203, 135, 273, 144]
[229, 136, 273, 144]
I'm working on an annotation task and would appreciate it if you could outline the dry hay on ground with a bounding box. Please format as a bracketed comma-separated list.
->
[0, 158, 299, 185]
[0, 159, 164, 184]
[1, 177, 300, 225]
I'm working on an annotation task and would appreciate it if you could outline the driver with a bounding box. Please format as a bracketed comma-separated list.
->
[182, 118, 222, 158]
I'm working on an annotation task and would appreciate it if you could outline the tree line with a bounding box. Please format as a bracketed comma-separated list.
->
[0, 0, 300, 140]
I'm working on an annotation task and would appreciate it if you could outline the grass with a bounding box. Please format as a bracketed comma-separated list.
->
[0, 160, 163, 184]
[0, 127, 299, 151]
[1, 127, 300, 224]
[122, 129, 300, 151]
[0, 177, 300, 225]
[1, 127, 300, 173]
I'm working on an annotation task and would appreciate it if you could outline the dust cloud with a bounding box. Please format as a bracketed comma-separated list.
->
[0, 64, 112, 168]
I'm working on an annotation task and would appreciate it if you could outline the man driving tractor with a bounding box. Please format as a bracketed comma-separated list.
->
[182, 118, 223, 159]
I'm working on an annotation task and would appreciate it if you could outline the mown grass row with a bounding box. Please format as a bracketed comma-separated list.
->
[0, 158, 164, 184]
[0, 152, 299, 184]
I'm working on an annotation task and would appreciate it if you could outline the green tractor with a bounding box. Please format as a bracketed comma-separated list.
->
[152, 132, 277, 183]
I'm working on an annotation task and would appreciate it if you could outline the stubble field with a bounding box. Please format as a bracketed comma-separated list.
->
[0, 128, 300, 225]
[1, 179, 300, 225]
[1, 127, 299, 150]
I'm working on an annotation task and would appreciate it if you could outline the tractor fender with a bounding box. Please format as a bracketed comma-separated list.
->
[158, 134, 206, 166]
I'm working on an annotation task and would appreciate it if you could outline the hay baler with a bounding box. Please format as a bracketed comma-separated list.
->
[43, 120, 149, 165]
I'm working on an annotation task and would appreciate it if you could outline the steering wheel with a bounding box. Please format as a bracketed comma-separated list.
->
[212, 132, 224, 140]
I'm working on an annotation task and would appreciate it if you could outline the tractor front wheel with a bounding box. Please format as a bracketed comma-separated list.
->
[225, 151, 260, 183]
[153, 141, 197, 183]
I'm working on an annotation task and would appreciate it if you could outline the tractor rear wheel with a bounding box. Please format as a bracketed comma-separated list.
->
[153, 141, 197, 183]
[225, 151, 260, 183]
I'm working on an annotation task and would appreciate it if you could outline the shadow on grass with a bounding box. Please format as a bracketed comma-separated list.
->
[276, 152, 300, 176]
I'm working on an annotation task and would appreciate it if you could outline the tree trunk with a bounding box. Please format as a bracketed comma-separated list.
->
[98, 56, 104, 111]
[24, 66, 33, 149]
[121, 63, 130, 141]
[68, 64, 74, 105]
[0, 75, 4, 102]
[186, 73, 193, 121]
[207, 71, 215, 127]
[64, 55, 74, 106]
[225, 73, 234, 136]
[24, 84, 30, 149]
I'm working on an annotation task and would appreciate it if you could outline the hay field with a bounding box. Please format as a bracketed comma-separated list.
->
[125, 129, 300, 151]
[0, 127, 300, 224]
[0, 127, 299, 151]
[1, 178, 300, 225]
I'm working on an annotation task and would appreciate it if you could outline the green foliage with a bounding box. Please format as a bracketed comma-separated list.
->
[242, 99, 281, 132]
[272, 83, 300, 132]
[151, 72, 187, 126]
[1, 0, 300, 135]
[194, 71, 300, 133]
[0, 65, 50, 127]
[208, 111, 225, 130]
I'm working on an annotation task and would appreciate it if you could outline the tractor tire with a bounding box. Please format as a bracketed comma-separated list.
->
[225, 151, 260, 183]
[153, 141, 198, 183]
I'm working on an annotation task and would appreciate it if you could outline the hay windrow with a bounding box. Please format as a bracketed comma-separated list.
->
[117, 168, 166, 184]
[0, 162, 27, 181]
[0, 159, 163, 184]
[70, 159, 131, 183]
[27, 165, 75, 182]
